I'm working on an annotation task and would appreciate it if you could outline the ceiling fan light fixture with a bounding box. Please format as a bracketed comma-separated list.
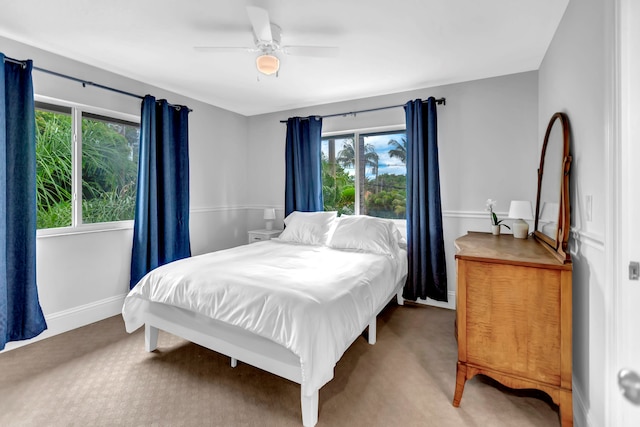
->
[256, 54, 279, 75]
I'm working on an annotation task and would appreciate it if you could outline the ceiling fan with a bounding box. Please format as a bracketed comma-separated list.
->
[194, 6, 339, 76]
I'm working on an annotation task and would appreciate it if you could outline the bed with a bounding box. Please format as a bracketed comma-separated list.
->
[122, 212, 408, 426]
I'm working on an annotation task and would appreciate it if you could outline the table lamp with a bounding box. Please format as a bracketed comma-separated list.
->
[508, 200, 533, 239]
[263, 208, 276, 230]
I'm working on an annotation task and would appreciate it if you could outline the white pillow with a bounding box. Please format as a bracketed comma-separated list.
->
[277, 211, 337, 245]
[328, 215, 401, 256]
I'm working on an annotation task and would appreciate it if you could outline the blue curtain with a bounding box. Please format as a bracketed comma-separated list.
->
[284, 116, 323, 216]
[130, 95, 191, 289]
[0, 54, 47, 350]
[403, 98, 447, 302]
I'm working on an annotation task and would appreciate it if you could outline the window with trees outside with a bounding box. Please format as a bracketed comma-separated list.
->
[321, 129, 406, 219]
[35, 101, 139, 231]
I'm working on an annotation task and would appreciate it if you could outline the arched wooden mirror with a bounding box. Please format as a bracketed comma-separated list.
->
[534, 112, 571, 263]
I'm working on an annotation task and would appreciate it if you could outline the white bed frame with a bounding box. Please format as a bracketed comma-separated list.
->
[141, 278, 406, 427]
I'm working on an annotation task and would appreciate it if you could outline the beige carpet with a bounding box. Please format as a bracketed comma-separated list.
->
[0, 303, 561, 426]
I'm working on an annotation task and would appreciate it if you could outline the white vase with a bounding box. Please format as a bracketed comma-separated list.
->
[491, 225, 501, 236]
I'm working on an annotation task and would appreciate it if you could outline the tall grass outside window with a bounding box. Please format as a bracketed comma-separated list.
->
[35, 101, 139, 230]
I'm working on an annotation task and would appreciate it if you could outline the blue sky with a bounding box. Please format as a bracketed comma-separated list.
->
[364, 133, 406, 177]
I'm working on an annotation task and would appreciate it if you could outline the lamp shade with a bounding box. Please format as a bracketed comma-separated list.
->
[256, 54, 279, 75]
[508, 200, 533, 220]
[508, 200, 533, 239]
[263, 208, 276, 220]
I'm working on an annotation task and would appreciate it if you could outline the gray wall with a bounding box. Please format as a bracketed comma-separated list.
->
[538, 0, 612, 425]
[247, 71, 539, 308]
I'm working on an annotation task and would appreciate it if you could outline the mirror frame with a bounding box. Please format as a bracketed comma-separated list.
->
[533, 112, 572, 263]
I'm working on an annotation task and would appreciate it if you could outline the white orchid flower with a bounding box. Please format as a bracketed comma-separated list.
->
[485, 198, 510, 229]
[485, 199, 496, 212]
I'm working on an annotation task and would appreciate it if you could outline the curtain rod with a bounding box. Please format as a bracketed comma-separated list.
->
[279, 97, 446, 123]
[3, 55, 191, 111]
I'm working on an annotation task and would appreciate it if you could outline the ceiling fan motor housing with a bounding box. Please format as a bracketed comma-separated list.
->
[255, 23, 282, 53]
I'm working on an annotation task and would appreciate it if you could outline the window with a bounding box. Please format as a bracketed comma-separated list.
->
[35, 100, 139, 230]
[321, 129, 406, 219]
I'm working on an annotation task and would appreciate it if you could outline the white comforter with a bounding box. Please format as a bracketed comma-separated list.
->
[123, 240, 406, 397]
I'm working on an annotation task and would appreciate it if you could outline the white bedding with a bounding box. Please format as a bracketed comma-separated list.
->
[122, 239, 407, 396]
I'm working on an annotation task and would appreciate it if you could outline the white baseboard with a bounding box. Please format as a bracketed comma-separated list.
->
[414, 291, 456, 310]
[1, 293, 127, 353]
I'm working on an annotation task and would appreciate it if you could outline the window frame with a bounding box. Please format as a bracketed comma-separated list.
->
[322, 124, 406, 218]
[35, 95, 140, 238]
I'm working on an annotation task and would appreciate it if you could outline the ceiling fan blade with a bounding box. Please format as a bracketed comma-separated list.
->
[282, 46, 339, 57]
[246, 6, 272, 43]
[194, 46, 258, 53]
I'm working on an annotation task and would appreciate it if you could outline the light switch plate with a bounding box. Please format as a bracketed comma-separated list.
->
[630, 261, 639, 280]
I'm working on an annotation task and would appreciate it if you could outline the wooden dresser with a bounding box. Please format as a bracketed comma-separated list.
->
[452, 232, 573, 426]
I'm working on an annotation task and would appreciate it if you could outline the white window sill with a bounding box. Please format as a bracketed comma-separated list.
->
[37, 221, 134, 238]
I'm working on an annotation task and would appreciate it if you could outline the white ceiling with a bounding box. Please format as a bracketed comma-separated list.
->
[0, 0, 569, 116]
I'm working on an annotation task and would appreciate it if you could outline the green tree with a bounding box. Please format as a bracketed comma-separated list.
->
[365, 173, 406, 219]
[82, 118, 137, 199]
[81, 118, 138, 223]
[322, 151, 355, 215]
[337, 138, 379, 214]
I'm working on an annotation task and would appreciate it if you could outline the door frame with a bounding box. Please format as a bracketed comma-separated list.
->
[606, 0, 635, 425]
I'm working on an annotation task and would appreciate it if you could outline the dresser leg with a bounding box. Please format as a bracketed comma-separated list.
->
[453, 362, 467, 407]
[559, 389, 573, 426]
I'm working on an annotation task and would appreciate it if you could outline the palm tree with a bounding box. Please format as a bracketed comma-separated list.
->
[369, 150, 379, 191]
[336, 138, 356, 169]
[388, 138, 407, 164]
[337, 138, 380, 213]
[337, 138, 379, 175]
[364, 144, 379, 176]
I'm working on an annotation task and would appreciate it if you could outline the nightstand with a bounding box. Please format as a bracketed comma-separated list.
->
[248, 229, 282, 243]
